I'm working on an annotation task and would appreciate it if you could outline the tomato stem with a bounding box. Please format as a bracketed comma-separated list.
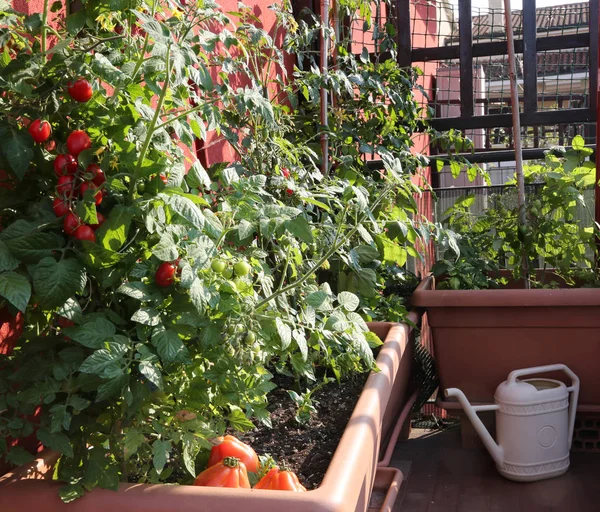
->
[41, 0, 49, 60]
[129, 45, 172, 199]
[222, 456, 241, 468]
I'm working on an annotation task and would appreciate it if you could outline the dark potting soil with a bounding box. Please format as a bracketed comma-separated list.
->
[236, 372, 369, 490]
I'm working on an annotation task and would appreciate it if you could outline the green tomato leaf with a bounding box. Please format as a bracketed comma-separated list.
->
[96, 206, 133, 252]
[0, 271, 30, 312]
[59, 484, 85, 503]
[79, 241, 124, 269]
[79, 343, 127, 377]
[37, 428, 73, 457]
[152, 439, 171, 474]
[227, 408, 255, 432]
[65, 318, 116, 349]
[162, 194, 205, 230]
[0, 241, 19, 272]
[131, 307, 161, 326]
[306, 290, 330, 310]
[84, 447, 120, 491]
[57, 297, 83, 323]
[65, 9, 86, 34]
[117, 282, 155, 301]
[139, 361, 162, 388]
[356, 268, 377, 298]
[293, 329, 308, 361]
[152, 232, 179, 261]
[33, 257, 86, 309]
[337, 291, 359, 312]
[276, 317, 292, 350]
[284, 216, 313, 243]
[181, 433, 198, 477]
[124, 429, 146, 460]
[238, 219, 254, 240]
[96, 374, 128, 402]
[151, 326, 187, 364]
[4, 232, 64, 262]
[0, 129, 34, 181]
[5, 446, 35, 466]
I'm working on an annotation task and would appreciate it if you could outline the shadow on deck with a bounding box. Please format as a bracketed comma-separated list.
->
[389, 426, 600, 512]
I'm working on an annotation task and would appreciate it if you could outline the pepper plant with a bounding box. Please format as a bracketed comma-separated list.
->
[0, 0, 441, 499]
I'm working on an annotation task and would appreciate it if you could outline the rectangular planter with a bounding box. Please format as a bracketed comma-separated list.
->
[412, 276, 600, 410]
[0, 320, 416, 512]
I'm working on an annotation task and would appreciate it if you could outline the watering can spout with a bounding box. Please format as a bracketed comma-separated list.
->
[445, 388, 504, 467]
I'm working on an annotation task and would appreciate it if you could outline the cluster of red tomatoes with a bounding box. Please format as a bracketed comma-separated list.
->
[27, 79, 108, 243]
[193, 435, 307, 491]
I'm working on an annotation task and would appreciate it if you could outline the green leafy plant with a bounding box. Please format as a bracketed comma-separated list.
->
[433, 137, 598, 289]
[0, 0, 442, 500]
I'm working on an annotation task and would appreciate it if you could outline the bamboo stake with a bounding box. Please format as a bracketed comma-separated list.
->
[320, 0, 330, 176]
[503, 0, 530, 288]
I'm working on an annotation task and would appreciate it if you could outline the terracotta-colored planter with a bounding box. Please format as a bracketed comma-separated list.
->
[0, 320, 416, 512]
[412, 276, 600, 411]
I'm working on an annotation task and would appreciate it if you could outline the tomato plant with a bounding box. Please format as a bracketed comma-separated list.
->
[0, 0, 443, 502]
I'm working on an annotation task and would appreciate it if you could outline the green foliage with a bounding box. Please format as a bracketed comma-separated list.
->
[0, 0, 439, 498]
[433, 141, 598, 288]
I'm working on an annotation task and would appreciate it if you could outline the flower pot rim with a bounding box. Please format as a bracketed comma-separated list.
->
[412, 275, 600, 308]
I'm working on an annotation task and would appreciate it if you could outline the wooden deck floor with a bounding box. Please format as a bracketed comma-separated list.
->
[389, 426, 600, 512]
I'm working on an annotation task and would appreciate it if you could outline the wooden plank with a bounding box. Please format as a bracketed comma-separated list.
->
[426, 108, 596, 131]
[522, 0, 537, 113]
[396, 0, 411, 68]
[410, 33, 590, 62]
[458, 0, 473, 117]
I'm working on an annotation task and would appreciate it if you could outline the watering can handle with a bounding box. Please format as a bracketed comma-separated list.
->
[507, 364, 580, 449]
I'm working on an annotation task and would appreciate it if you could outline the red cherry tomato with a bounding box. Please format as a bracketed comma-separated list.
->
[282, 168, 290, 178]
[80, 182, 102, 205]
[90, 212, 105, 231]
[67, 79, 93, 103]
[53, 154, 78, 177]
[28, 120, 51, 143]
[155, 262, 176, 287]
[286, 188, 294, 196]
[73, 225, 96, 242]
[87, 164, 106, 186]
[63, 212, 80, 235]
[56, 175, 76, 198]
[52, 197, 70, 217]
[67, 130, 91, 157]
[57, 317, 75, 328]
[159, 174, 168, 185]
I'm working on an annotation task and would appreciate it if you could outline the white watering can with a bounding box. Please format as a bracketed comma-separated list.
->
[445, 364, 579, 482]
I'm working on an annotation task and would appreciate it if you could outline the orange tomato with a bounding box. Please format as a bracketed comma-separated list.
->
[193, 457, 250, 488]
[254, 466, 307, 491]
[207, 435, 259, 474]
